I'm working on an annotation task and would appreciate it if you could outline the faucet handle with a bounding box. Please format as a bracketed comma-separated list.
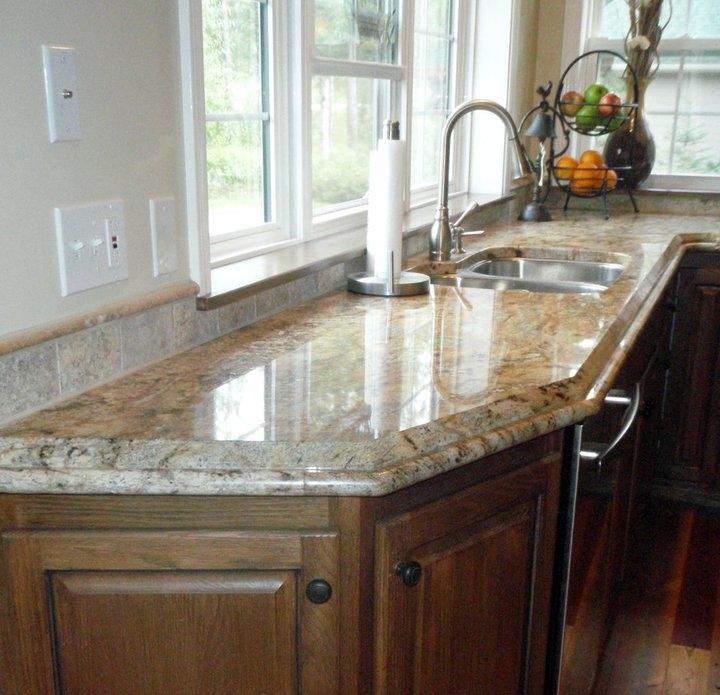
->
[454, 201, 481, 229]
[450, 201, 483, 255]
[452, 227, 485, 255]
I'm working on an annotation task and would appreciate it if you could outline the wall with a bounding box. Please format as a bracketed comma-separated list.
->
[0, 1, 188, 338]
[533, 0, 569, 90]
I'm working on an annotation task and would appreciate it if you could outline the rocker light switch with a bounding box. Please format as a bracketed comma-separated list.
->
[54, 200, 128, 296]
[42, 45, 81, 143]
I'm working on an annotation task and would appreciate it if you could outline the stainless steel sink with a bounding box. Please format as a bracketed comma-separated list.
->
[432, 258, 624, 292]
[432, 257, 625, 293]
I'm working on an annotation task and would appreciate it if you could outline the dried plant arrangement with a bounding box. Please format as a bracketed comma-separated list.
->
[624, 0, 673, 79]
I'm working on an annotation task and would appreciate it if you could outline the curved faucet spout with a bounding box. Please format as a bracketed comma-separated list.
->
[429, 99, 532, 262]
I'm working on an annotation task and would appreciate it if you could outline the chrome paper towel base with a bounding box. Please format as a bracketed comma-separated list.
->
[347, 271, 429, 297]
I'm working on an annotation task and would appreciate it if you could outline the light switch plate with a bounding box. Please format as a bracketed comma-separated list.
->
[42, 45, 81, 142]
[149, 197, 178, 277]
[54, 200, 128, 296]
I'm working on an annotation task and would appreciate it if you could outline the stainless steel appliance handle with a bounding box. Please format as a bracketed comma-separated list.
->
[579, 382, 641, 470]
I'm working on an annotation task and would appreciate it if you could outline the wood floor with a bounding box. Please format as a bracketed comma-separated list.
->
[593, 501, 720, 694]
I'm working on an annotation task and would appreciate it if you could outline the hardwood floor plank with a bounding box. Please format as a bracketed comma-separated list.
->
[672, 511, 720, 650]
[662, 645, 711, 695]
[593, 503, 694, 694]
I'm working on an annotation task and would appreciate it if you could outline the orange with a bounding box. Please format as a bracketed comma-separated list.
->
[555, 155, 578, 181]
[603, 169, 618, 191]
[570, 164, 602, 195]
[579, 150, 604, 168]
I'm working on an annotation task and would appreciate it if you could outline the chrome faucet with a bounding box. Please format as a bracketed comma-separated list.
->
[429, 99, 533, 262]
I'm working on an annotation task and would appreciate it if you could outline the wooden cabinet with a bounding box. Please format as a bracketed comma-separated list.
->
[374, 453, 560, 695]
[657, 260, 720, 496]
[0, 435, 561, 694]
[0, 512, 340, 695]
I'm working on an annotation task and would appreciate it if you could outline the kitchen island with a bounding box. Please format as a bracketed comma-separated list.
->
[1, 212, 719, 694]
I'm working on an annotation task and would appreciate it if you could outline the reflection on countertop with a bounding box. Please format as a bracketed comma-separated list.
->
[1, 212, 718, 496]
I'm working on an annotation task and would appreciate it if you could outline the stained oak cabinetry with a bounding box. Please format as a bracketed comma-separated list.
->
[0, 500, 340, 695]
[374, 454, 560, 694]
[657, 255, 720, 497]
[0, 435, 561, 695]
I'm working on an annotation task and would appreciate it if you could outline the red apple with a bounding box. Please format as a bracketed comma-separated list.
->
[598, 92, 622, 118]
[560, 91, 584, 118]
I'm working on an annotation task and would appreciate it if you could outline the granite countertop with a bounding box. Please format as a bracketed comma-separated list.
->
[1, 212, 718, 496]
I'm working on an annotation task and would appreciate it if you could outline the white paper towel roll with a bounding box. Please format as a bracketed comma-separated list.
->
[366, 138, 406, 281]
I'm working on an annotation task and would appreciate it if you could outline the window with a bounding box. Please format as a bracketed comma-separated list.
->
[197, 0, 289, 261]
[410, 0, 458, 193]
[180, 0, 476, 287]
[583, 0, 720, 189]
[312, 1, 399, 213]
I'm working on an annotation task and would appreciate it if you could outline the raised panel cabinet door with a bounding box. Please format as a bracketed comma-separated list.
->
[374, 454, 560, 695]
[0, 529, 340, 695]
[50, 570, 296, 695]
[660, 269, 720, 485]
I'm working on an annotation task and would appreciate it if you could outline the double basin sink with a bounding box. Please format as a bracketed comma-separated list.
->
[428, 249, 627, 294]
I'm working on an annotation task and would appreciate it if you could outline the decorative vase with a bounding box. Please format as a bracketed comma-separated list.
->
[603, 77, 656, 189]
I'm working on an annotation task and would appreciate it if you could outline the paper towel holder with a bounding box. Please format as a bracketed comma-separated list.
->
[347, 119, 429, 297]
[347, 251, 430, 297]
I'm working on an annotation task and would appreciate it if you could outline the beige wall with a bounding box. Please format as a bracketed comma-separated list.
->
[0, 1, 188, 337]
[533, 0, 569, 94]
[513, 0, 542, 118]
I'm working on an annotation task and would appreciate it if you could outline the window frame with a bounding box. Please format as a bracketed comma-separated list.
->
[566, 0, 720, 192]
[180, 0, 477, 290]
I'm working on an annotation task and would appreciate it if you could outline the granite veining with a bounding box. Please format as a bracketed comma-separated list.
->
[1, 213, 718, 496]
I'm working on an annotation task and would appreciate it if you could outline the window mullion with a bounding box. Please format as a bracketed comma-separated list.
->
[312, 56, 405, 81]
[400, 0, 415, 213]
[259, 0, 272, 223]
[205, 113, 270, 121]
[667, 53, 687, 175]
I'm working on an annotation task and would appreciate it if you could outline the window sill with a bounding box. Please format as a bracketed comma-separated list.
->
[197, 191, 511, 310]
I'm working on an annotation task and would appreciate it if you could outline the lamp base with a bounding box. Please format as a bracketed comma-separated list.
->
[518, 201, 552, 222]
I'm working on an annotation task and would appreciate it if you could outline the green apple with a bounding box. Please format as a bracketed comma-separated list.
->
[583, 83, 609, 105]
[575, 104, 600, 132]
[607, 116, 624, 132]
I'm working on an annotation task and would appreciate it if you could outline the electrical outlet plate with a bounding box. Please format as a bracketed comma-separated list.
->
[149, 197, 178, 277]
[54, 200, 128, 296]
[42, 45, 81, 143]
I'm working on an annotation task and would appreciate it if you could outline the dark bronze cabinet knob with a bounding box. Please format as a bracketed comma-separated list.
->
[306, 578, 332, 604]
[395, 561, 422, 587]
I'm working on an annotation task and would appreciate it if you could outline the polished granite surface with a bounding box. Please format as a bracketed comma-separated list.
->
[1, 213, 718, 495]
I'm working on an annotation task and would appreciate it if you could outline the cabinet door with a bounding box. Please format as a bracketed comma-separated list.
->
[659, 268, 720, 485]
[374, 454, 560, 695]
[1, 529, 339, 695]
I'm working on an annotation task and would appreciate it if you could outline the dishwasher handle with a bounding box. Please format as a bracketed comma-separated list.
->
[579, 382, 641, 471]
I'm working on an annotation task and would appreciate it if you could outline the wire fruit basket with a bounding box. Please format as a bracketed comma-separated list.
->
[550, 49, 640, 219]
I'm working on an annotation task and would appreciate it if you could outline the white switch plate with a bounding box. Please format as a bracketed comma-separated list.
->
[42, 45, 81, 142]
[149, 197, 178, 276]
[54, 200, 128, 296]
